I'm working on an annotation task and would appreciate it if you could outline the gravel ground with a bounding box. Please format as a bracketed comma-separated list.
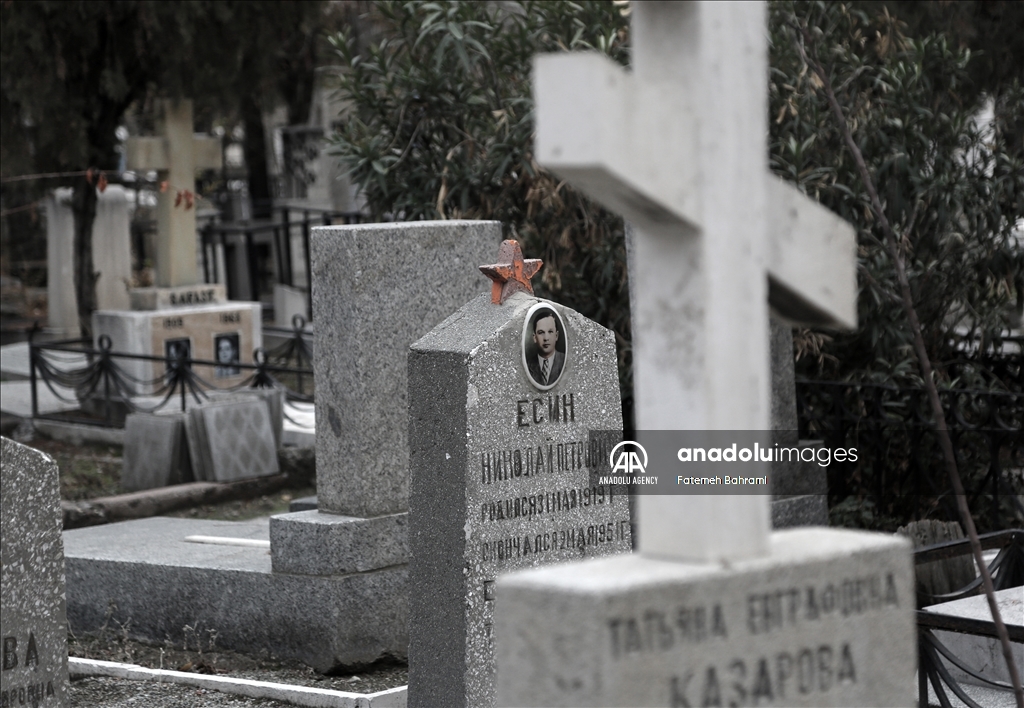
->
[69, 634, 408, 707]
[70, 676, 297, 708]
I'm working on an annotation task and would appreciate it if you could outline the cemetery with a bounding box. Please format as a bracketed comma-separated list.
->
[2, 2, 1022, 707]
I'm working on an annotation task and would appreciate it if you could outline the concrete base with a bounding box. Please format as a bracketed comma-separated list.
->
[270, 510, 408, 575]
[495, 528, 915, 707]
[64, 516, 408, 672]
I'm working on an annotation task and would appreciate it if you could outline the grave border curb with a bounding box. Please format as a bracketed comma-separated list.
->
[68, 657, 407, 708]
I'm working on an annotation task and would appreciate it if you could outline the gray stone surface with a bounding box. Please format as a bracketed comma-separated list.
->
[769, 317, 829, 526]
[494, 528, 916, 707]
[186, 399, 279, 483]
[1, 437, 70, 707]
[311, 220, 499, 518]
[122, 412, 192, 491]
[270, 510, 408, 575]
[408, 292, 632, 708]
[63, 517, 407, 671]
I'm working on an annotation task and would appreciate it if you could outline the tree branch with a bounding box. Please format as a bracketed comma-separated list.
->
[789, 17, 1024, 708]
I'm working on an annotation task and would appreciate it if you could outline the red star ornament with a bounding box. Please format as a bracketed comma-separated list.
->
[478, 240, 543, 304]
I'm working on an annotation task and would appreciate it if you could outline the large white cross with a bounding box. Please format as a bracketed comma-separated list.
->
[534, 1, 857, 562]
[126, 99, 222, 288]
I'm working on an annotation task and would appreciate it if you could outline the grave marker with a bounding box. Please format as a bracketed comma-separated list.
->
[407, 243, 631, 708]
[125, 99, 221, 288]
[1, 438, 70, 708]
[493, 3, 915, 706]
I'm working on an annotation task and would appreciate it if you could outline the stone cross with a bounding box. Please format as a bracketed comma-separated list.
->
[125, 99, 222, 288]
[534, 1, 857, 562]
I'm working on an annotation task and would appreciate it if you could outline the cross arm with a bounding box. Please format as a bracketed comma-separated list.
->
[193, 135, 223, 171]
[533, 53, 700, 237]
[766, 176, 857, 330]
[125, 137, 169, 172]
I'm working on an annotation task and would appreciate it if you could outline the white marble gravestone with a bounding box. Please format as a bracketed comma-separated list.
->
[95, 99, 257, 395]
[494, 3, 915, 706]
[45, 186, 133, 337]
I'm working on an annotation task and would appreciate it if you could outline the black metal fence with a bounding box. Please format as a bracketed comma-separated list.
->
[915, 529, 1024, 707]
[796, 380, 1024, 530]
[28, 319, 314, 429]
[200, 206, 367, 315]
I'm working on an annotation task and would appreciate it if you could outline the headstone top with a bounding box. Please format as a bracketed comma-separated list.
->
[479, 239, 542, 304]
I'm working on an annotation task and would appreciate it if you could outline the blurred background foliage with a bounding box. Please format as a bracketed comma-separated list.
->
[327, 0, 1022, 418]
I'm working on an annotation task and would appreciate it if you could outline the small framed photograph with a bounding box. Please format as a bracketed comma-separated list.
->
[521, 303, 568, 390]
[214, 332, 241, 378]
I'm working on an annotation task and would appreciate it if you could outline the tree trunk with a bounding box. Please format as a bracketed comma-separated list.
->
[241, 84, 272, 220]
[71, 180, 98, 339]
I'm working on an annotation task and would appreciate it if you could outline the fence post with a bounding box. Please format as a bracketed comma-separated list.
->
[28, 322, 39, 419]
[303, 213, 313, 320]
[244, 228, 259, 303]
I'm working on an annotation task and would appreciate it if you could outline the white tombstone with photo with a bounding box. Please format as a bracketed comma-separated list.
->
[92, 99, 262, 395]
[493, 3, 915, 706]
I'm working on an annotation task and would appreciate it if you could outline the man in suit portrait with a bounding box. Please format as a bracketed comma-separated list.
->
[525, 307, 565, 387]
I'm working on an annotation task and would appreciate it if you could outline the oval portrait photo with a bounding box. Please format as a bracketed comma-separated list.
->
[522, 303, 568, 390]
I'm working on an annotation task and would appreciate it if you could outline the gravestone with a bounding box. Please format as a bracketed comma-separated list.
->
[493, 3, 915, 706]
[309, 220, 500, 518]
[124, 99, 221, 289]
[1, 438, 70, 707]
[184, 397, 280, 483]
[122, 412, 192, 490]
[769, 317, 829, 527]
[407, 242, 631, 708]
[93, 99, 255, 398]
[45, 186, 133, 337]
[267, 219, 499, 664]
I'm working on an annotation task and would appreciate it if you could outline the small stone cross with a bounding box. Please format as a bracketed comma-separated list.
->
[126, 99, 222, 288]
[534, 1, 857, 562]
[479, 239, 543, 304]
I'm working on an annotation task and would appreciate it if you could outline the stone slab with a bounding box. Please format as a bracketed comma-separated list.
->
[122, 412, 192, 491]
[199, 399, 280, 482]
[495, 528, 915, 707]
[92, 302, 261, 394]
[129, 284, 227, 311]
[270, 510, 408, 575]
[311, 220, 499, 518]
[289, 495, 318, 512]
[1, 437, 70, 707]
[63, 516, 407, 671]
[408, 292, 631, 708]
[926, 588, 1023, 687]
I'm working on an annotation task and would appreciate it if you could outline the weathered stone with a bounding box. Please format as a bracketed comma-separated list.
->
[1, 437, 70, 707]
[311, 220, 499, 518]
[495, 529, 915, 707]
[926, 588, 1023, 687]
[270, 511, 408, 575]
[408, 292, 632, 708]
[122, 412, 192, 491]
[189, 399, 280, 483]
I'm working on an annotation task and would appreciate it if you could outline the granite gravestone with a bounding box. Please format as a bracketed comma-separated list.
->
[407, 242, 631, 708]
[122, 412, 192, 491]
[493, 3, 914, 706]
[769, 317, 829, 527]
[308, 220, 500, 518]
[1, 438, 70, 707]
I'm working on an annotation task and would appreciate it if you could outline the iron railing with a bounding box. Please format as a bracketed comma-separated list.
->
[28, 319, 314, 429]
[915, 529, 1024, 708]
[796, 380, 1024, 530]
[200, 206, 367, 314]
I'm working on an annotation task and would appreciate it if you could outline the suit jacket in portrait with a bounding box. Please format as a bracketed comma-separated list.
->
[527, 349, 565, 387]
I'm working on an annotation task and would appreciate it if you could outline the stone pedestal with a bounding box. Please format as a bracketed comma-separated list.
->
[92, 301, 261, 394]
[495, 528, 915, 707]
